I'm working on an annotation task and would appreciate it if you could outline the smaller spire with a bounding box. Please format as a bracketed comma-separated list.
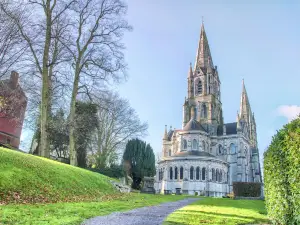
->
[163, 125, 168, 140]
[239, 79, 251, 122]
[237, 119, 242, 131]
[169, 125, 172, 131]
[236, 111, 239, 122]
[188, 63, 193, 78]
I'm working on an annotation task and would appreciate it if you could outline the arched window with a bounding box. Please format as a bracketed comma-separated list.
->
[230, 143, 236, 154]
[168, 149, 171, 156]
[180, 167, 183, 180]
[202, 167, 206, 180]
[216, 169, 219, 182]
[202, 141, 206, 151]
[190, 167, 194, 180]
[197, 80, 203, 94]
[174, 167, 178, 180]
[201, 104, 207, 118]
[183, 139, 187, 150]
[196, 167, 200, 180]
[192, 139, 198, 150]
[218, 145, 222, 155]
[219, 170, 222, 182]
[169, 167, 173, 180]
[159, 169, 162, 181]
[212, 168, 215, 181]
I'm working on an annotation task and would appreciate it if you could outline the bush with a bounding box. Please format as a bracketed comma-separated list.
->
[264, 116, 300, 224]
[232, 182, 261, 197]
[88, 165, 124, 179]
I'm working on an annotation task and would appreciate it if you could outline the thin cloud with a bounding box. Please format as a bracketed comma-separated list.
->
[277, 105, 300, 122]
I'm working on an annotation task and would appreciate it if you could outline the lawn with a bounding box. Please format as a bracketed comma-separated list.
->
[163, 197, 270, 225]
[0, 147, 116, 204]
[0, 193, 188, 224]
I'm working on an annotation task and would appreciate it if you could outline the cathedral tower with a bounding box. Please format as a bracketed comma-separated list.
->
[183, 22, 223, 134]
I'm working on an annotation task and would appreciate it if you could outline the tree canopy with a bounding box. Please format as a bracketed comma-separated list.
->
[123, 138, 155, 189]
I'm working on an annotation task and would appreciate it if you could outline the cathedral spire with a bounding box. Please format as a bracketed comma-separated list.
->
[194, 22, 214, 71]
[188, 62, 193, 78]
[239, 79, 252, 123]
[163, 125, 168, 140]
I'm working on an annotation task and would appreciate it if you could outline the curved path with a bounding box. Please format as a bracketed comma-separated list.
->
[82, 198, 198, 225]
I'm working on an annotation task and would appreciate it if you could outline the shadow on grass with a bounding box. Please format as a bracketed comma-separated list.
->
[178, 210, 270, 223]
[164, 209, 270, 225]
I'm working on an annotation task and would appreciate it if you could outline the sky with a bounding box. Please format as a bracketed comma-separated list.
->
[112, 0, 300, 164]
[20, 1, 300, 168]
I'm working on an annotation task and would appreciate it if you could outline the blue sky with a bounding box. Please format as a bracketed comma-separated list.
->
[114, 0, 300, 163]
[20, 1, 300, 168]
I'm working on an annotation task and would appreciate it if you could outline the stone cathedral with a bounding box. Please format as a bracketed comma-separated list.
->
[154, 23, 262, 196]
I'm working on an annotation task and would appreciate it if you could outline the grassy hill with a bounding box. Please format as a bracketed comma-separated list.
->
[0, 147, 117, 204]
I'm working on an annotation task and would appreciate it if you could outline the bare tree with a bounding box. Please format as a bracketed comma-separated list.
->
[91, 91, 148, 168]
[1, 0, 75, 157]
[0, 1, 26, 78]
[64, 0, 132, 165]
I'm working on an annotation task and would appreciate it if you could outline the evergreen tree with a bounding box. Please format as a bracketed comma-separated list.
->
[74, 101, 98, 168]
[122, 138, 155, 189]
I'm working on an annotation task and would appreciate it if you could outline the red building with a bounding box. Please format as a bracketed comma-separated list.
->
[0, 71, 27, 148]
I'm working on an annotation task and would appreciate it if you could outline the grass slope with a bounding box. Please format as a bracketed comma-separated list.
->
[163, 198, 270, 225]
[0, 147, 116, 204]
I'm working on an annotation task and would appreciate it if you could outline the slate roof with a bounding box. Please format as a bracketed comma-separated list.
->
[183, 119, 207, 132]
[173, 150, 215, 158]
[167, 130, 174, 141]
[217, 122, 238, 136]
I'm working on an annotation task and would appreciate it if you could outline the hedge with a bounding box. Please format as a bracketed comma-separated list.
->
[87, 165, 124, 179]
[232, 182, 261, 197]
[264, 116, 300, 225]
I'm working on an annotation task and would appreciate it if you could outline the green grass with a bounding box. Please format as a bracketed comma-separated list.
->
[163, 197, 270, 225]
[0, 193, 188, 224]
[0, 147, 116, 204]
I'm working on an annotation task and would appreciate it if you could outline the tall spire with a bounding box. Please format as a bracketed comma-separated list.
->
[239, 79, 252, 123]
[194, 22, 214, 71]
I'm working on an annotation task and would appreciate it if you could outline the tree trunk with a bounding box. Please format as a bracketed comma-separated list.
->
[69, 65, 81, 166]
[40, 0, 52, 158]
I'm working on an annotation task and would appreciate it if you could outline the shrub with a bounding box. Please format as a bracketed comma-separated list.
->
[264, 116, 300, 224]
[232, 182, 261, 197]
[88, 165, 124, 179]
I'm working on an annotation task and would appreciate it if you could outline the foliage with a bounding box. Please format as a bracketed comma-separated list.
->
[232, 182, 261, 197]
[163, 198, 270, 225]
[264, 116, 300, 225]
[0, 193, 186, 225]
[88, 164, 124, 179]
[91, 91, 148, 168]
[74, 101, 98, 168]
[0, 147, 116, 205]
[49, 108, 69, 158]
[123, 139, 155, 189]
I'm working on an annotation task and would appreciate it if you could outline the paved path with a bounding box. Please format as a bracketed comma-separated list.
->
[82, 198, 199, 225]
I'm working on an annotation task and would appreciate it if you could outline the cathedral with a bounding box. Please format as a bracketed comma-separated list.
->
[154, 23, 262, 196]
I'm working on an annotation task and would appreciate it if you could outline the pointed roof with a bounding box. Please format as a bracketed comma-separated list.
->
[194, 22, 214, 71]
[183, 118, 207, 132]
[239, 79, 252, 123]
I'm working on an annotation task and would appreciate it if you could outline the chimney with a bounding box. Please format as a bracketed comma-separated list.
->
[10, 71, 19, 89]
